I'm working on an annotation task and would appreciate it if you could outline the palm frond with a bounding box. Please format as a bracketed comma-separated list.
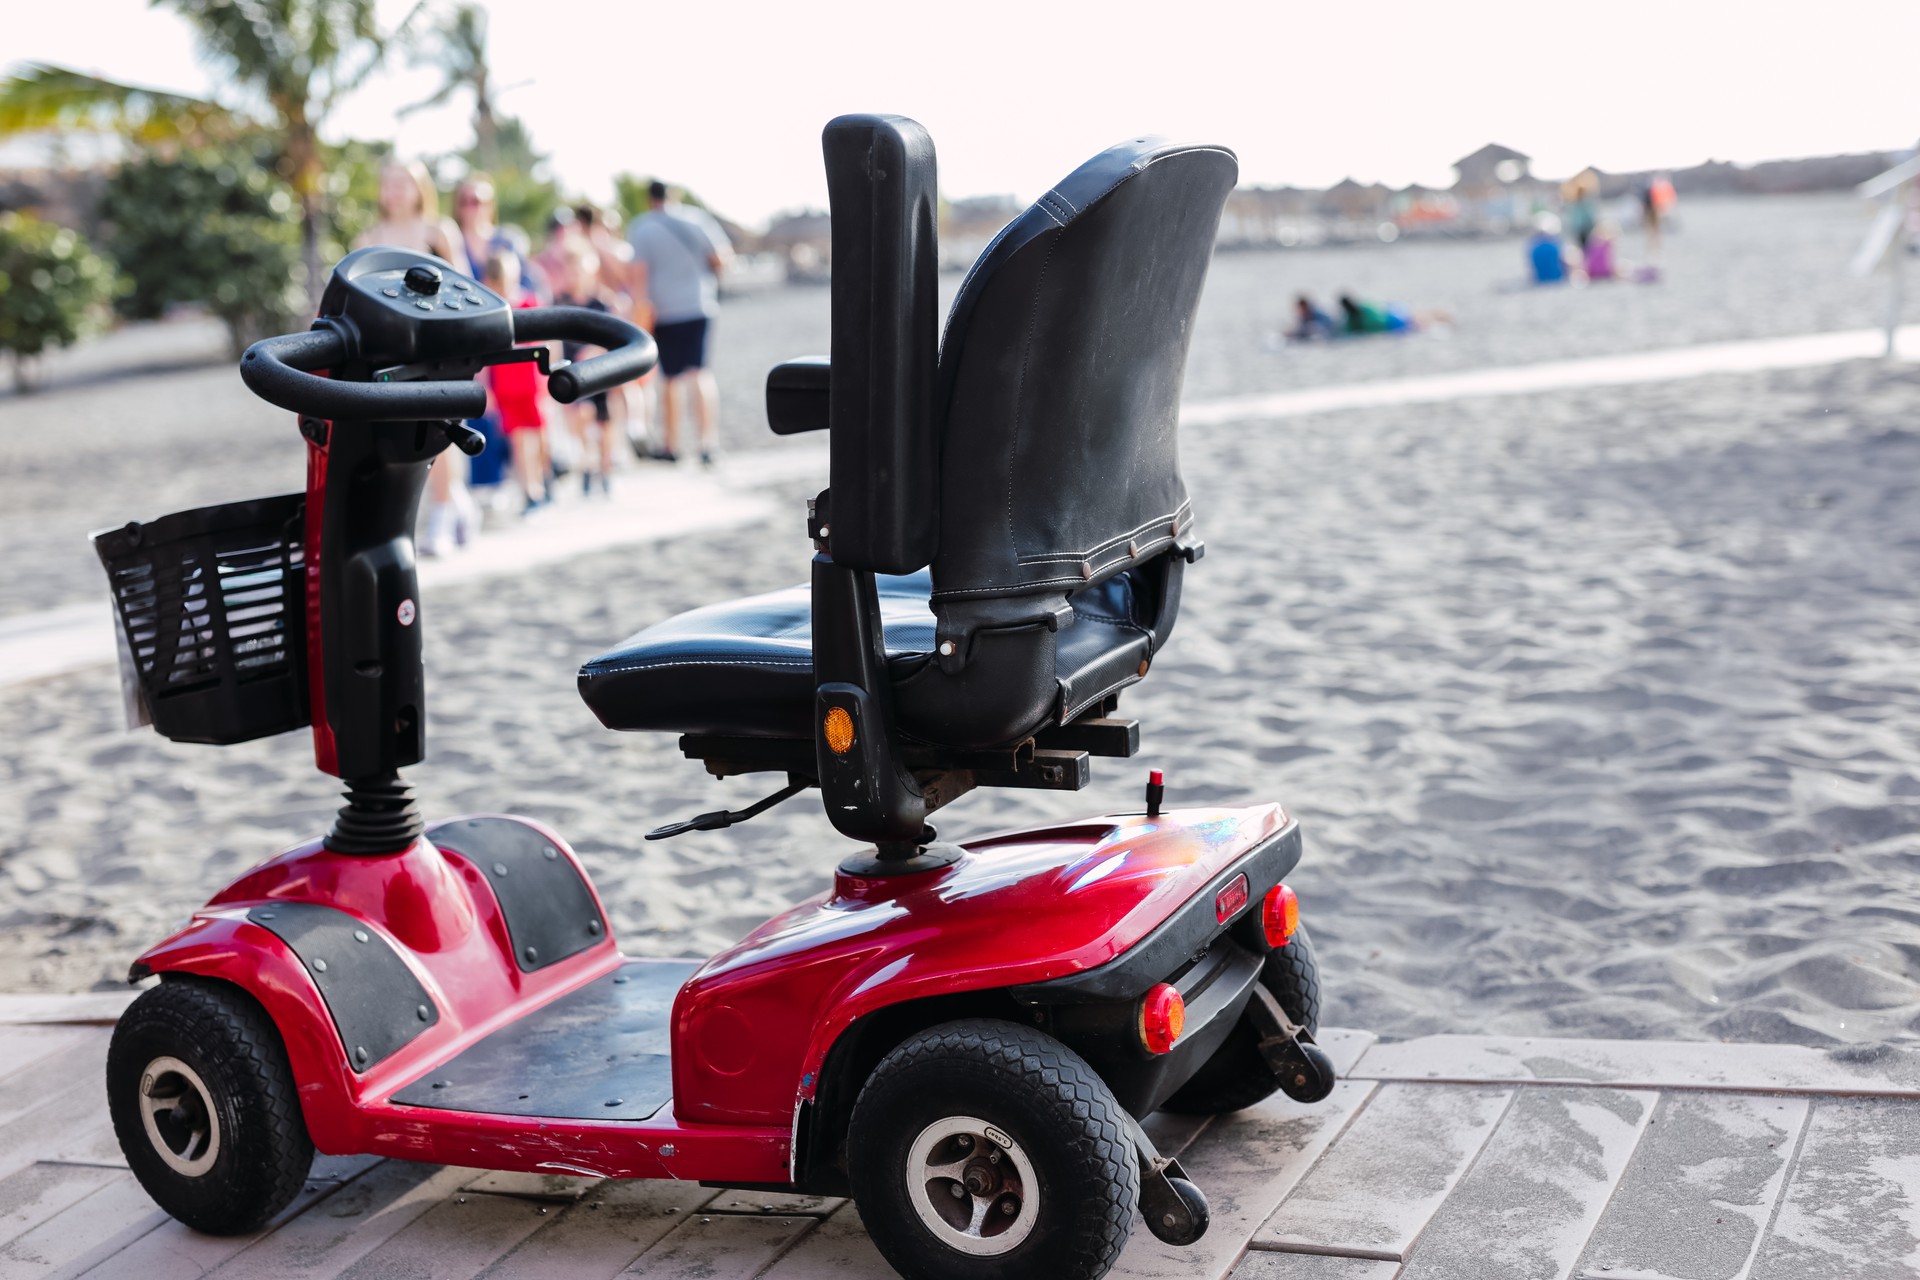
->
[0, 62, 246, 144]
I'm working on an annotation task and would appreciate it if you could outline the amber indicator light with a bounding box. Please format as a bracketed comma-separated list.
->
[823, 706, 856, 755]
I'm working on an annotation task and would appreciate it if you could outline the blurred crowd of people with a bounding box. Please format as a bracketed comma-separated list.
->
[1525, 172, 1673, 287]
[356, 160, 734, 555]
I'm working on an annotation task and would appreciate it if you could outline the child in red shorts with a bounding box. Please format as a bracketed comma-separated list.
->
[483, 251, 552, 511]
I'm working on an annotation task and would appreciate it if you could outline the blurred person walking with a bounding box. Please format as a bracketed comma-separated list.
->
[626, 180, 731, 465]
[553, 240, 621, 496]
[361, 161, 475, 556]
[483, 250, 555, 512]
[455, 175, 544, 300]
[357, 159, 458, 261]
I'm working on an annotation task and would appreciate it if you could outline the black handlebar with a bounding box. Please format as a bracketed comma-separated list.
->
[511, 306, 658, 403]
[239, 306, 658, 421]
[240, 330, 489, 421]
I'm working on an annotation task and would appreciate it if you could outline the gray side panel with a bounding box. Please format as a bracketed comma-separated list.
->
[248, 902, 439, 1072]
[432, 817, 608, 971]
[391, 961, 696, 1121]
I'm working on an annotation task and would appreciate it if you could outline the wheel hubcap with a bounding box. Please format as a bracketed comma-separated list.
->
[138, 1056, 221, 1177]
[906, 1115, 1039, 1256]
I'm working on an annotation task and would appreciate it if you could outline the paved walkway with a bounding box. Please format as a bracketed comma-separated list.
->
[2, 995, 1915, 1278]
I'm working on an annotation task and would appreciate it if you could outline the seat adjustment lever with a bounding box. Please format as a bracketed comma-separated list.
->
[645, 777, 811, 841]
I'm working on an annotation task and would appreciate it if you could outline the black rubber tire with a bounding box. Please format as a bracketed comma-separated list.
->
[847, 1018, 1139, 1280]
[107, 976, 315, 1234]
[1160, 925, 1323, 1116]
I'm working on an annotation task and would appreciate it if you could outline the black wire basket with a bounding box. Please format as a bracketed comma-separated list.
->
[91, 493, 311, 745]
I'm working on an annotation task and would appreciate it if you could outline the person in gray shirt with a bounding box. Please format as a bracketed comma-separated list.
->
[627, 180, 732, 464]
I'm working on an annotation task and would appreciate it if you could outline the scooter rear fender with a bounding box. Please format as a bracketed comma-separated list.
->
[672, 804, 1297, 1128]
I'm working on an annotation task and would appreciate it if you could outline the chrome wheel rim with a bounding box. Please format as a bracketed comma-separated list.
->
[905, 1114, 1039, 1256]
[138, 1055, 221, 1177]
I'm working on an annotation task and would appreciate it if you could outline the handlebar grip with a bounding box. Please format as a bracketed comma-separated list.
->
[240, 330, 488, 421]
[511, 306, 658, 404]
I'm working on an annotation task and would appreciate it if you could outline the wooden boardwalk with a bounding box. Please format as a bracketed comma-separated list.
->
[3, 996, 1917, 1279]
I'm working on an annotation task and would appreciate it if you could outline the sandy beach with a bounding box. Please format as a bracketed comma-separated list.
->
[3, 192, 1919, 1053]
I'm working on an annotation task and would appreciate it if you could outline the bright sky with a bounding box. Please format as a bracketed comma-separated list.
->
[12, 0, 1920, 228]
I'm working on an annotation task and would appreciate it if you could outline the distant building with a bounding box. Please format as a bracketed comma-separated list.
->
[1450, 142, 1543, 232]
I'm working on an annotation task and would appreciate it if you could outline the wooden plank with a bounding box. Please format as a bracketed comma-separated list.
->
[0, 1072, 120, 1184]
[0, 1173, 164, 1278]
[1235, 1253, 1402, 1280]
[0, 994, 137, 1027]
[1108, 1080, 1377, 1280]
[1574, 1092, 1807, 1280]
[1315, 1028, 1377, 1077]
[1349, 1034, 1920, 1097]
[203, 1162, 470, 1280]
[1255, 1083, 1513, 1259]
[1750, 1097, 1920, 1280]
[68, 1158, 381, 1280]
[461, 1171, 601, 1202]
[703, 1189, 845, 1216]
[0, 1036, 108, 1129]
[41, 1123, 125, 1169]
[0, 1162, 122, 1250]
[480, 1178, 718, 1279]
[1396, 1086, 1654, 1280]
[621, 1212, 816, 1279]
[328, 1187, 560, 1280]
[0, 1028, 90, 1085]
[758, 1202, 894, 1280]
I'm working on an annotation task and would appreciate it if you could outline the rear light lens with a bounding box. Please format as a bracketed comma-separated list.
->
[1140, 983, 1185, 1054]
[1263, 884, 1300, 948]
[1214, 873, 1250, 924]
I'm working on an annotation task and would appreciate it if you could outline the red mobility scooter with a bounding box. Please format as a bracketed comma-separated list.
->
[93, 116, 1334, 1280]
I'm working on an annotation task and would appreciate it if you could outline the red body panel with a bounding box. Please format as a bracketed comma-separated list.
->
[131, 803, 1285, 1181]
[672, 804, 1288, 1125]
[302, 429, 337, 777]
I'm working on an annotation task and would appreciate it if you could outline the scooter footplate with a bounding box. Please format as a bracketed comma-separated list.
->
[391, 959, 697, 1121]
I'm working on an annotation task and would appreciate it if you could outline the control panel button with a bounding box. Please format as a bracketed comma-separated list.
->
[413, 299, 434, 310]
[381, 287, 400, 298]
[403, 264, 443, 295]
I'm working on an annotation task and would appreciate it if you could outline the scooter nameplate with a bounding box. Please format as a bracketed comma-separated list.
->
[247, 902, 439, 1072]
[434, 817, 608, 971]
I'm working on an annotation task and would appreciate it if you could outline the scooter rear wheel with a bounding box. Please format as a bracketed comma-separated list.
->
[847, 1019, 1138, 1280]
[1160, 924, 1323, 1115]
[107, 976, 314, 1234]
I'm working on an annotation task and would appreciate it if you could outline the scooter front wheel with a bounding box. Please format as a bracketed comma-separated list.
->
[106, 976, 314, 1234]
[847, 1018, 1139, 1280]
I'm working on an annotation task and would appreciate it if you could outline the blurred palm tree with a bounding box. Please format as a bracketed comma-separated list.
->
[402, 3, 498, 168]
[0, 0, 405, 313]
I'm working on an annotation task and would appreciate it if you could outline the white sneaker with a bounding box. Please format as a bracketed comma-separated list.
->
[422, 503, 455, 557]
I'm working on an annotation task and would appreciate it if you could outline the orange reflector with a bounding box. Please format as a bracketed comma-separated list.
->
[1140, 983, 1185, 1054]
[1263, 884, 1300, 948]
[823, 706, 856, 755]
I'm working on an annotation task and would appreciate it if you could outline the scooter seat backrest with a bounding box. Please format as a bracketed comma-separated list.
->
[930, 139, 1238, 613]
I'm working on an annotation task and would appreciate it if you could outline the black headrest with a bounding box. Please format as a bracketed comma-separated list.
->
[930, 138, 1237, 608]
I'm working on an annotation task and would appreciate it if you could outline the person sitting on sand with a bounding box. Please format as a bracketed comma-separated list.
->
[1287, 294, 1337, 342]
[1528, 213, 1569, 285]
[1584, 220, 1621, 282]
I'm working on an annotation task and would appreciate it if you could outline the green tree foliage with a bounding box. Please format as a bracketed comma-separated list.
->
[0, 212, 116, 389]
[464, 115, 560, 241]
[0, 0, 400, 313]
[98, 146, 304, 354]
